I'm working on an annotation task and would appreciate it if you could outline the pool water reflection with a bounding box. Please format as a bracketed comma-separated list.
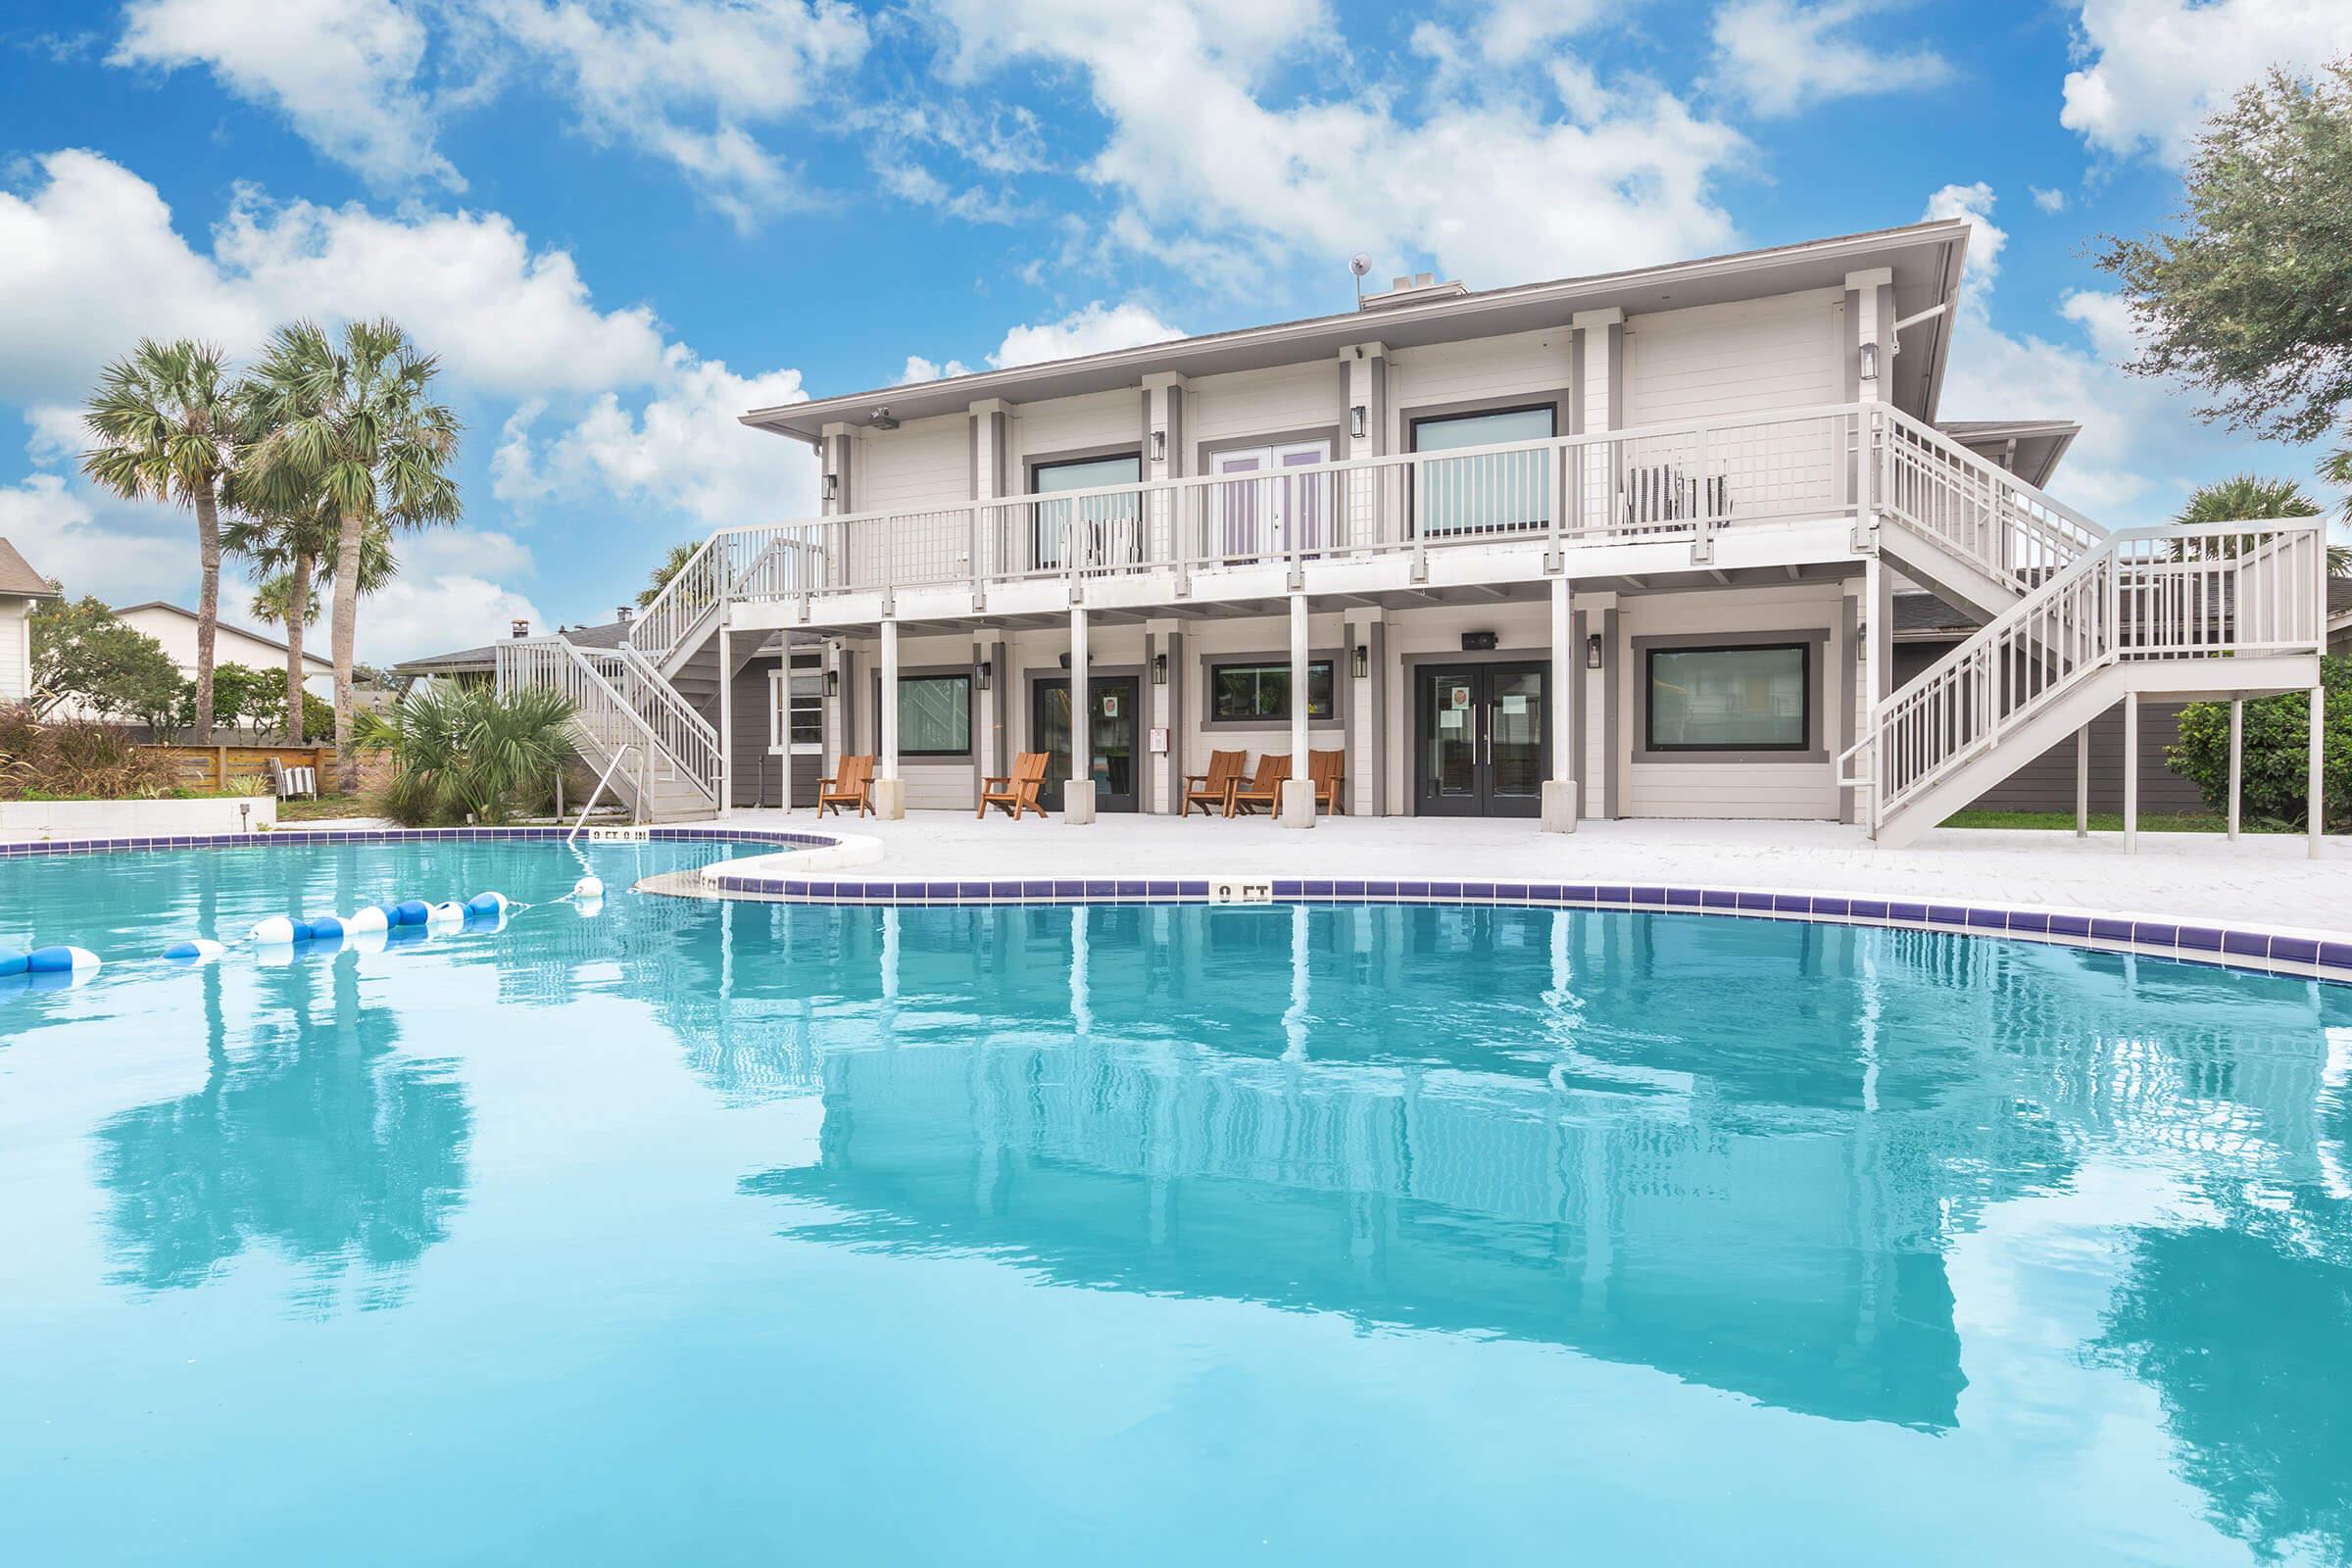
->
[1, 842, 2347, 1564]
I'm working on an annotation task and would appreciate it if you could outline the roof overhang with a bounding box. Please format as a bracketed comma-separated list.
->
[1936, 419, 2082, 490]
[744, 219, 1973, 444]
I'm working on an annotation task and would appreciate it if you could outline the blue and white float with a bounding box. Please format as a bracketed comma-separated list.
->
[572, 875, 603, 900]
[249, 914, 301, 947]
[26, 944, 100, 978]
[0, 945, 26, 978]
[466, 891, 511, 918]
[345, 906, 389, 935]
[425, 900, 466, 930]
[163, 938, 225, 963]
[392, 899, 432, 927]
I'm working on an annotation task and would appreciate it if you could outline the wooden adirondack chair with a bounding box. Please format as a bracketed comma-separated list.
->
[1183, 749, 1249, 818]
[1308, 748, 1347, 814]
[977, 752, 1050, 819]
[1225, 754, 1291, 816]
[818, 754, 875, 817]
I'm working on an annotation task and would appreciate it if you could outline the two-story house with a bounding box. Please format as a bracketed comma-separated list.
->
[502, 218, 2330, 850]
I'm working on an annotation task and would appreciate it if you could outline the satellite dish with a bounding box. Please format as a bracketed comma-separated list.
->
[1348, 253, 1372, 278]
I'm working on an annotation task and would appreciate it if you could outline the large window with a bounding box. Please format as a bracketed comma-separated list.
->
[1645, 644, 1811, 752]
[897, 673, 971, 757]
[1408, 404, 1556, 536]
[1209, 660, 1334, 723]
[1033, 453, 1142, 569]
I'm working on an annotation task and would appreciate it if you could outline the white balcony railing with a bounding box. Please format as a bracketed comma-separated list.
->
[495, 636, 720, 813]
[631, 403, 1886, 660]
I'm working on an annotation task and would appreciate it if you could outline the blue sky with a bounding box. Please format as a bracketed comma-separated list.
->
[2, 0, 2347, 662]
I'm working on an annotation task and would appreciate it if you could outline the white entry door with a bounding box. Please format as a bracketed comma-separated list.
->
[1208, 440, 1332, 562]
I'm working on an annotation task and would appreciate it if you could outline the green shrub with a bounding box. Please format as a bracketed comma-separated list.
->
[355, 682, 578, 826]
[2167, 655, 2351, 830]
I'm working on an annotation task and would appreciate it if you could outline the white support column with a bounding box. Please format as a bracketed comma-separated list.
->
[2075, 725, 2089, 838]
[2311, 683, 2327, 860]
[1279, 593, 1317, 827]
[2228, 698, 2243, 842]
[1544, 575, 1578, 833]
[1065, 606, 1095, 823]
[717, 625, 733, 815]
[873, 618, 905, 818]
[2123, 691, 2139, 855]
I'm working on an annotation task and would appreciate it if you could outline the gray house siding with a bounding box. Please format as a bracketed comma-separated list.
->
[725, 652, 819, 808]
[1893, 642, 2208, 816]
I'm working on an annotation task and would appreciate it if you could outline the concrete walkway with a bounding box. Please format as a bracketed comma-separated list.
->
[711, 808, 2352, 939]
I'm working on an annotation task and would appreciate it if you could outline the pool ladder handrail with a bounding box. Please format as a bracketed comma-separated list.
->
[567, 742, 642, 843]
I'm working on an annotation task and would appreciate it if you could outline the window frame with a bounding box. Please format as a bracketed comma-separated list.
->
[1202, 657, 1338, 727]
[1642, 640, 1815, 756]
[1028, 448, 1144, 572]
[894, 670, 975, 759]
[1403, 398, 1564, 539]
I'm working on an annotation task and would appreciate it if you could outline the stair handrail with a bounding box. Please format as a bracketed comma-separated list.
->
[629, 524, 807, 668]
[1841, 517, 2328, 830]
[591, 643, 721, 806]
[1874, 406, 2107, 589]
[497, 636, 681, 797]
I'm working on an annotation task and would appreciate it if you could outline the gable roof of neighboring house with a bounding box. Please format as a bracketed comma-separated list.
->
[1933, 418, 2082, 490]
[115, 601, 334, 668]
[0, 537, 60, 599]
[747, 217, 1976, 442]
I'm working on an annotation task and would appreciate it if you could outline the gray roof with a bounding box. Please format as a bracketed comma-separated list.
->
[0, 537, 59, 598]
[1933, 418, 2081, 490]
[393, 619, 806, 676]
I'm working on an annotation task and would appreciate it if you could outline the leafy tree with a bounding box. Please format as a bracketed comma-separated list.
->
[2168, 656, 2349, 830]
[246, 318, 460, 793]
[79, 339, 247, 742]
[355, 681, 578, 825]
[638, 540, 703, 608]
[221, 485, 397, 744]
[2095, 61, 2352, 444]
[28, 596, 186, 728]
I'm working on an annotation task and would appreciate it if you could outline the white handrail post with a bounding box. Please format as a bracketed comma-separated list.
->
[2310, 681, 2327, 861]
[2228, 697, 2242, 841]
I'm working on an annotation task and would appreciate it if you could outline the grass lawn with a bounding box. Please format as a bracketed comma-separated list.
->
[1938, 808, 2316, 834]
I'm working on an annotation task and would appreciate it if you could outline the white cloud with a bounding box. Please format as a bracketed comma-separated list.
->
[113, 0, 460, 190]
[477, 0, 870, 225]
[898, 355, 972, 384]
[2031, 185, 2067, 214]
[1707, 0, 1952, 119]
[1471, 0, 1609, 63]
[990, 301, 1185, 368]
[2059, 0, 2352, 165]
[0, 471, 181, 607]
[358, 530, 546, 664]
[1926, 182, 2289, 524]
[494, 352, 819, 527]
[0, 150, 669, 409]
[929, 0, 1747, 289]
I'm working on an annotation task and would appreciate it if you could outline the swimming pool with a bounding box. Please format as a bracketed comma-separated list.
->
[3, 837, 2347, 1564]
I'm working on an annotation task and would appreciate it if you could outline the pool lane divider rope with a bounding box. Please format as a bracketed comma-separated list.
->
[2, 875, 610, 996]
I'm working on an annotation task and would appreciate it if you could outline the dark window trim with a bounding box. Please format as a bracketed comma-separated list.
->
[879, 668, 975, 760]
[1203, 656, 1339, 726]
[1401, 396, 1566, 540]
[1642, 639, 1816, 757]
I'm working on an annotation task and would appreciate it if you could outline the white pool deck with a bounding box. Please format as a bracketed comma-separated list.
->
[707, 809, 2352, 939]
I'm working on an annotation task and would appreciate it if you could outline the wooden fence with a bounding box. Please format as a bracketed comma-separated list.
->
[141, 743, 339, 795]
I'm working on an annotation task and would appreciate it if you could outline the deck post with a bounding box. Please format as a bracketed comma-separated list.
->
[2123, 691, 2139, 855]
[874, 617, 905, 819]
[1544, 574, 1578, 832]
[718, 626, 733, 814]
[2076, 725, 2089, 838]
[2228, 698, 2242, 842]
[1279, 592, 1317, 827]
[1066, 605, 1095, 823]
[2311, 683, 2327, 860]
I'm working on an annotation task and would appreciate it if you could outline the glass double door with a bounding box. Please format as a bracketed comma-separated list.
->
[1415, 662, 1549, 817]
[1032, 677, 1141, 812]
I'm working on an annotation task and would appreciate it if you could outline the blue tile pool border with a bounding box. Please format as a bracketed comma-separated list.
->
[7, 824, 2346, 988]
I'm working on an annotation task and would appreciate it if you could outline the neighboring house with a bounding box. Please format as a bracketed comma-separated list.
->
[0, 537, 61, 705]
[115, 601, 334, 698]
[396, 612, 827, 809]
[502, 218, 2331, 839]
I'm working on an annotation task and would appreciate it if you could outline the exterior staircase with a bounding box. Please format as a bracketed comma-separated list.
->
[495, 636, 722, 822]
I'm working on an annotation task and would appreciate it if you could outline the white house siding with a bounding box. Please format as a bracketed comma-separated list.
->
[1008, 389, 1139, 476]
[1386, 326, 1577, 443]
[117, 606, 334, 697]
[0, 598, 29, 702]
[1614, 581, 1849, 820]
[848, 414, 969, 586]
[1620, 288, 1844, 427]
[1186, 361, 1341, 459]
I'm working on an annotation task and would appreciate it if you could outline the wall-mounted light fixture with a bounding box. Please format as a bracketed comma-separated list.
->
[1858, 341, 1881, 381]
[1151, 428, 1166, 463]
[1585, 633, 1603, 669]
[824, 667, 840, 697]
[975, 659, 992, 692]
[1351, 643, 1369, 679]
[1152, 652, 1168, 685]
[820, 472, 839, 503]
[1349, 404, 1368, 440]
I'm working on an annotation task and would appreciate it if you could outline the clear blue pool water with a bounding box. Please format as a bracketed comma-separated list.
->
[2, 839, 2349, 1565]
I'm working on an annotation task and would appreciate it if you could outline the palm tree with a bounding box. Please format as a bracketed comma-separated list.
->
[355, 681, 578, 825]
[246, 319, 460, 792]
[221, 493, 397, 744]
[638, 540, 704, 608]
[80, 339, 245, 743]
[2169, 474, 2349, 574]
[2319, 440, 2352, 577]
